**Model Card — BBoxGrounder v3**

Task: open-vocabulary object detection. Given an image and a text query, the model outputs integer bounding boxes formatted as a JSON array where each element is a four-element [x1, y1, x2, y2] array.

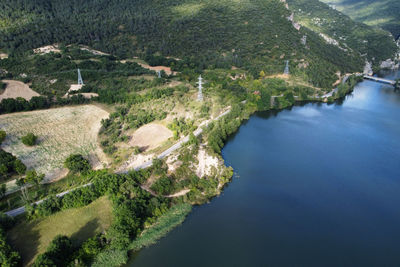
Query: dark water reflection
[[130, 71, 400, 266]]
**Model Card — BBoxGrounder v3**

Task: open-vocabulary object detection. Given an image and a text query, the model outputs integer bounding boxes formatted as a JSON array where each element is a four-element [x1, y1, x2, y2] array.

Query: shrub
[[64, 154, 91, 173], [14, 159, 26, 175], [21, 133, 37, 146], [0, 131, 5, 144], [33, 235, 73, 267], [0, 228, 20, 267]]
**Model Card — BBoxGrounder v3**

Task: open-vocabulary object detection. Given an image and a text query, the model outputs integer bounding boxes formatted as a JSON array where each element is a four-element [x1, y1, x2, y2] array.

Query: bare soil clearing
[[0, 105, 109, 181], [138, 63, 176, 75], [0, 53, 8, 59], [33, 44, 61, 54], [0, 80, 40, 101], [129, 123, 173, 151]]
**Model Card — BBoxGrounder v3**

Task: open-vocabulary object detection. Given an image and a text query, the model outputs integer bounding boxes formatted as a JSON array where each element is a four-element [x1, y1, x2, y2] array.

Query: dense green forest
[[321, 0, 400, 39], [287, 0, 398, 65], [0, 0, 397, 89]]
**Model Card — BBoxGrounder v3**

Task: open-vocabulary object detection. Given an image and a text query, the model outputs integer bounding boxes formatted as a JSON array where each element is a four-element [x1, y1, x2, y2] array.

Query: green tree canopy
[[21, 133, 37, 146], [64, 154, 91, 173]]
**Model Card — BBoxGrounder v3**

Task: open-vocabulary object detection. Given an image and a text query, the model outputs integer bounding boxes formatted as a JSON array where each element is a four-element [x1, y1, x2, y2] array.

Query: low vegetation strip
[[129, 203, 192, 251], [92, 203, 192, 267], [8, 196, 112, 265], [0, 105, 109, 180]]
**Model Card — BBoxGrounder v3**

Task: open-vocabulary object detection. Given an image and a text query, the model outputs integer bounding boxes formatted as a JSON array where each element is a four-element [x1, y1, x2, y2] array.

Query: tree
[[21, 133, 37, 146], [14, 159, 26, 175], [25, 169, 44, 187], [0, 184, 5, 200], [0, 229, 21, 267], [0, 131, 5, 144], [16, 178, 29, 202], [33, 235, 73, 267], [64, 154, 90, 173]]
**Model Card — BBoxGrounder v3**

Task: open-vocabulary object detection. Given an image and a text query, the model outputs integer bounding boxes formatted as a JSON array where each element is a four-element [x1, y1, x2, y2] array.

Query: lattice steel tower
[[77, 68, 84, 85], [284, 60, 289, 75], [197, 75, 203, 101]]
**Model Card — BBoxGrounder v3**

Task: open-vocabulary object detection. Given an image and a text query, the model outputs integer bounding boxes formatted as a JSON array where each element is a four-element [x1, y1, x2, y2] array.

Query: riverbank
[[92, 203, 192, 266], [129, 69, 400, 267]]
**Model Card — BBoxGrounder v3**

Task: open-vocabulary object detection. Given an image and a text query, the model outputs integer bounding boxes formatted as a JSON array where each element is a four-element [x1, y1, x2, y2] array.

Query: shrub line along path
[[5, 107, 232, 217]]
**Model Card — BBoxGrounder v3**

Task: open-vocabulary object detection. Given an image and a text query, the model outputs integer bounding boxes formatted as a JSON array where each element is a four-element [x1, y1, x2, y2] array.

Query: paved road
[[123, 108, 231, 172], [5, 183, 92, 217], [319, 74, 351, 98], [5, 108, 232, 217]]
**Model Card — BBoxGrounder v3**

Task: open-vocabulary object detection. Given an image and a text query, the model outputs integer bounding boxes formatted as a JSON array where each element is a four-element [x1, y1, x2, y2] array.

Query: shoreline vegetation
[[0, 0, 398, 264], [0, 71, 363, 267], [92, 203, 192, 267]]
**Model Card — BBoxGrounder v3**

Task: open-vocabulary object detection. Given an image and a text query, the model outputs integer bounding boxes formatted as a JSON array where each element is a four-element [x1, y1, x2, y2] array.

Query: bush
[[33, 235, 73, 267], [64, 154, 91, 173], [0, 228, 20, 267], [0, 149, 26, 180], [13, 159, 26, 175], [21, 133, 37, 146], [0, 131, 5, 144]]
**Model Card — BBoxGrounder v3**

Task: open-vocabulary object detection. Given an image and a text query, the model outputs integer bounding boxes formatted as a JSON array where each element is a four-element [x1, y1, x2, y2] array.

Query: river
[[130, 70, 400, 266]]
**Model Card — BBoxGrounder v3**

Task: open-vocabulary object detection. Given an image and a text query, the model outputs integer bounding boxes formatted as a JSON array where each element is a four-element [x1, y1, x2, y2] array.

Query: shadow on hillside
[[7, 221, 41, 266], [70, 218, 100, 246]]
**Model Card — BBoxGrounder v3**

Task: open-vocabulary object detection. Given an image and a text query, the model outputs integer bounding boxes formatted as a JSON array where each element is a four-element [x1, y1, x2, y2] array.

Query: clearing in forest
[[138, 63, 175, 75], [0, 105, 109, 180], [0, 80, 40, 101], [8, 196, 112, 265], [129, 123, 173, 151]]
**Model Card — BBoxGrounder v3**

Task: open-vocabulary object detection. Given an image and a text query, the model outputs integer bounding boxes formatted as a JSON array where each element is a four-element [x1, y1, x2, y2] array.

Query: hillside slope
[[0, 0, 397, 87], [286, 0, 398, 66], [321, 0, 400, 39]]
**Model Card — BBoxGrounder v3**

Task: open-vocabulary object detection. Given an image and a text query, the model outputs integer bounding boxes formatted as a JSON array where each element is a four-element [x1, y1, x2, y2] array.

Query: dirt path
[[166, 189, 191, 198]]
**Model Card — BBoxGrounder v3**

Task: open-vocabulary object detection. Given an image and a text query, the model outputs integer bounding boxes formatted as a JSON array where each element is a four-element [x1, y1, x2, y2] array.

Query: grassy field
[[8, 196, 113, 265], [0, 105, 109, 180]]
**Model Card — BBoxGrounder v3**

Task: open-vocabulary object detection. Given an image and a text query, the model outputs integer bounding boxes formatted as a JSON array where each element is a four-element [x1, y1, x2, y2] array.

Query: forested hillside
[[321, 0, 400, 39], [287, 0, 398, 65], [0, 0, 397, 88]]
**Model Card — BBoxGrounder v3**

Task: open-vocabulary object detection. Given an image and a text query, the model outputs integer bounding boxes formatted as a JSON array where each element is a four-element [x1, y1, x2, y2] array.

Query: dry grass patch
[[0, 80, 40, 101], [129, 123, 173, 151], [0, 105, 109, 181], [8, 196, 112, 266]]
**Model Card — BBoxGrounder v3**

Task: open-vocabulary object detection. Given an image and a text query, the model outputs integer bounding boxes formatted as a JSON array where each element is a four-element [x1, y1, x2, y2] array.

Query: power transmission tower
[[284, 60, 289, 75], [197, 75, 203, 101], [77, 68, 84, 85]]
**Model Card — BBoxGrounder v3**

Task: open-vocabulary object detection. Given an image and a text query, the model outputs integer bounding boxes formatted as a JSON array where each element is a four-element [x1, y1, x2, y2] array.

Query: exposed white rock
[[380, 59, 399, 70], [363, 61, 373, 76]]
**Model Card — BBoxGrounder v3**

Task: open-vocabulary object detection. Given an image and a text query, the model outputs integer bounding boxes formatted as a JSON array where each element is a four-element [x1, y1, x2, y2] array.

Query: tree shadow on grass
[[7, 220, 41, 266], [70, 218, 100, 246]]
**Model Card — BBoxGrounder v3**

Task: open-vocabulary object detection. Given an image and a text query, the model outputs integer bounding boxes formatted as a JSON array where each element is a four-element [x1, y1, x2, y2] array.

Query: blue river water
[[130, 71, 400, 266]]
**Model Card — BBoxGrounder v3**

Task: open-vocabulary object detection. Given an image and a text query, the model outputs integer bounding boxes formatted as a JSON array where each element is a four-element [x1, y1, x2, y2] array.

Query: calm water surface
[[130, 71, 400, 266]]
